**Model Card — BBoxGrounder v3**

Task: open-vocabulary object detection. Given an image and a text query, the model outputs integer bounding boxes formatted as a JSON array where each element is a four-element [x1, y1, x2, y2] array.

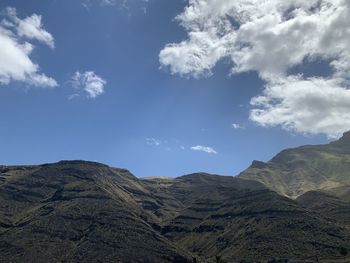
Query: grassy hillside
[[239, 131, 350, 199], [297, 191, 350, 227], [0, 161, 349, 262], [0, 161, 190, 263], [144, 174, 350, 262]]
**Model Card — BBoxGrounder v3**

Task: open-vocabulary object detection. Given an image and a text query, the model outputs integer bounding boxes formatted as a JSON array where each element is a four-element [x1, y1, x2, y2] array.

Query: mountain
[[143, 174, 350, 262], [1, 161, 350, 262], [296, 191, 350, 227], [239, 131, 350, 199], [0, 161, 190, 263]]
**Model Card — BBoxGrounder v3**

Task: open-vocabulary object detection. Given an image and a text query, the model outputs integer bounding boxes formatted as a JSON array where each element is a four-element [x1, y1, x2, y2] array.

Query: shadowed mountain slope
[[0, 160, 349, 262], [297, 191, 350, 228], [0, 161, 190, 263], [143, 174, 350, 262]]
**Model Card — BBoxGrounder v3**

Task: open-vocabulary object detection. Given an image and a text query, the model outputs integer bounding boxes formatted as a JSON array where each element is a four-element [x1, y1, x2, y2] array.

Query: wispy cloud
[[190, 145, 217, 155], [0, 7, 57, 88], [160, 0, 350, 138], [100, 0, 117, 6], [232, 123, 243, 129], [71, 71, 106, 99], [146, 138, 161, 146], [9, 9, 55, 49], [82, 0, 149, 13], [82, 0, 116, 9]]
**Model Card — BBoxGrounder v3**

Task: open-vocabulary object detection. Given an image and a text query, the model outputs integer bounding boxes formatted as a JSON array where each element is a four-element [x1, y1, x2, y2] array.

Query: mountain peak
[[332, 130, 350, 147], [250, 160, 268, 169], [340, 130, 350, 140]]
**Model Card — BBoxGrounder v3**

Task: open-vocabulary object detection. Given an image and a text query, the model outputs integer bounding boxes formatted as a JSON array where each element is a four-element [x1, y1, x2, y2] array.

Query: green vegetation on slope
[[0, 161, 190, 263], [239, 131, 350, 199], [1, 131, 350, 262], [143, 174, 350, 262]]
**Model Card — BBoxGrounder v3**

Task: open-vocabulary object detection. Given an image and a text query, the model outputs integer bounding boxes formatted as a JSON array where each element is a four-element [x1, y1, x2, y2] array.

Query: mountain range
[[1, 133, 350, 262]]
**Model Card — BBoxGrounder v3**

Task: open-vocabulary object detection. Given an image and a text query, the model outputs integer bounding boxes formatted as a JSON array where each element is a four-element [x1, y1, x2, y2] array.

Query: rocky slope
[[0, 161, 190, 263], [0, 160, 349, 262], [297, 190, 350, 227], [143, 174, 350, 262]]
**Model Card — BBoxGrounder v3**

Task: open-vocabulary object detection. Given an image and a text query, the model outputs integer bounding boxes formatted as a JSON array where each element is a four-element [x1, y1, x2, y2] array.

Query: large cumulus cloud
[[160, 0, 350, 138]]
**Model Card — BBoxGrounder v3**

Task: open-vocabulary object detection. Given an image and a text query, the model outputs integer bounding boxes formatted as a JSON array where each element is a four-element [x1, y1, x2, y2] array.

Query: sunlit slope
[[239, 131, 350, 199]]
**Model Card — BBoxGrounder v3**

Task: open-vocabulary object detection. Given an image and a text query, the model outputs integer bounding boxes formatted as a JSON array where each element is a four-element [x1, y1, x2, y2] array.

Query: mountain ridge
[[1, 133, 350, 262], [1, 160, 350, 262], [239, 131, 350, 199]]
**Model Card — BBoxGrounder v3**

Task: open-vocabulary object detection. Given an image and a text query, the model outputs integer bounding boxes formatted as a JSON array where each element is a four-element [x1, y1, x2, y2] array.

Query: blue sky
[[1, 0, 349, 177]]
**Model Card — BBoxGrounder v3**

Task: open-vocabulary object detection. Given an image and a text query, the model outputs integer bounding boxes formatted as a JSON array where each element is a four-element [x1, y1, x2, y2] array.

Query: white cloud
[[68, 93, 80, 100], [100, 0, 117, 6], [191, 145, 217, 154], [83, 0, 149, 12], [0, 7, 57, 88], [159, 31, 229, 78], [159, 0, 350, 138], [146, 138, 161, 146], [6, 7, 55, 49], [71, 71, 106, 98], [82, 0, 116, 9], [250, 76, 350, 139], [232, 123, 243, 129]]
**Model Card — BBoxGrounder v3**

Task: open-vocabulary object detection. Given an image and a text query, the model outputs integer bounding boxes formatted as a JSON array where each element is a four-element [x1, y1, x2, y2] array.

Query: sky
[[0, 0, 349, 177]]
